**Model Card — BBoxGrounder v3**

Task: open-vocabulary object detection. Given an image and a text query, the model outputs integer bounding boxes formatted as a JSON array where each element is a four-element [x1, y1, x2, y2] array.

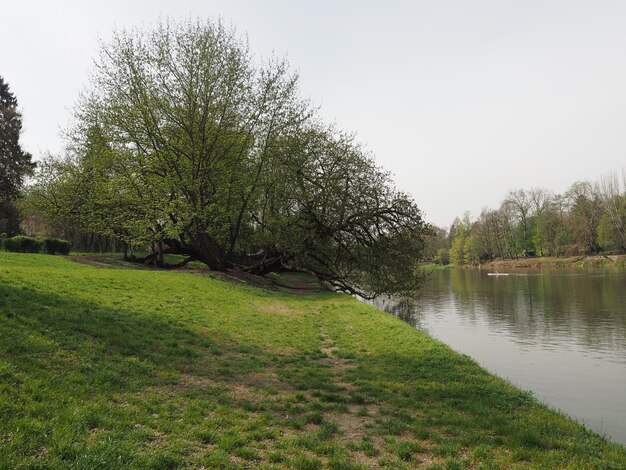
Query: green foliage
[[448, 213, 470, 265], [448, 236, 464, 265], [434, 248, 450, 265], [463, 233, 479, 264], [448, 174, 626, 261], [0, 253, 624, 467], [42, 237, 71, 255], [0, 76, 35, 236], [423, 225, 449, 263], [3, 235, 42, 253], [567, 182, 603, 254], [32, 18, 428, 297], [2, 236, 70, 255], [597, 198, 626, 252]]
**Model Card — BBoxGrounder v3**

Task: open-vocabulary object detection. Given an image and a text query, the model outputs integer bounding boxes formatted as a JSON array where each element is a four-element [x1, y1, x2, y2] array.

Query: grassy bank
[[1, 253, 625, 469]]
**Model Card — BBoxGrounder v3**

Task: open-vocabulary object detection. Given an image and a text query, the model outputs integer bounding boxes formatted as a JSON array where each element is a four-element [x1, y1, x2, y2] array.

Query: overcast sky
[[4, 0, 626, 226]]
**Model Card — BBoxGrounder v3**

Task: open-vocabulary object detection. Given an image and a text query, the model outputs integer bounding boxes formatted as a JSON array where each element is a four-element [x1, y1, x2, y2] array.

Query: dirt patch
[[319, 335, 357, 374], [227, 383, 261, 402], [313, 334, 442, 467], [328, 411, 375, 442], [320, 345, 339, 357], [178, 373, 220, 389], [228, 455, 248, 467], [254, 301, 297, 317], [146, 430, 166, 447], [231, 371, 287, 390], [349, 451, 381, 468], [261, 345, 300, 356], [348, 404, 379, 416], [320, 336, 339, 357], [320, 357, 357, 372], [224, 371, 295, 404]]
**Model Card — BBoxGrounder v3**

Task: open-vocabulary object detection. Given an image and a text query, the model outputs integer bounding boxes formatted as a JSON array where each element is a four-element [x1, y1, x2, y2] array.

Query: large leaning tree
[[0, 76, 35, 236], [31, 19, 428, 297]]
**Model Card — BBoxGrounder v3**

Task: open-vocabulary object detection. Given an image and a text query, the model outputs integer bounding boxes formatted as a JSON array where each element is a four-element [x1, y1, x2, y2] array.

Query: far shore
[[422, 254, 626, 271]]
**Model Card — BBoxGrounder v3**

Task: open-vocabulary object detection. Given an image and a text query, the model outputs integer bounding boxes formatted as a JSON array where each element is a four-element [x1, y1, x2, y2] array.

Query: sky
[[3, 0, 626, 227]]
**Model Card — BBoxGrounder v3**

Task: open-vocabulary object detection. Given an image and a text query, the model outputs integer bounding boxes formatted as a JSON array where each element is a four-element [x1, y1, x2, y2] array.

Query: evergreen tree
[[0, 76, 34, 236]]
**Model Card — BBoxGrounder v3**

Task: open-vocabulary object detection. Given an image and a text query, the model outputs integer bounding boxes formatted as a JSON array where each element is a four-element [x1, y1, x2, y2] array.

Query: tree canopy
[[0, 76, 34, 236], [30, 19, 428, 298]]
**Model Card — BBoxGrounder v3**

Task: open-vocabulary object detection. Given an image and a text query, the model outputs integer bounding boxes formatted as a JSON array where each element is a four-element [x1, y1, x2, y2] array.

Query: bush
[[3, 236, 42, 253], [42, 238, 71, 255]]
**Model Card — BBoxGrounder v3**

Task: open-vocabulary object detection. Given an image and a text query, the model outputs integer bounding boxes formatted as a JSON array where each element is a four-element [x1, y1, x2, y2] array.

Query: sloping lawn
[[0, 252, 624, 469]]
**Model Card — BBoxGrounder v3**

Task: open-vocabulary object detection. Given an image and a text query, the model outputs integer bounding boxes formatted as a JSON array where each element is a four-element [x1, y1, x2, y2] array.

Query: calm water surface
[[375, 268, 626, 445]]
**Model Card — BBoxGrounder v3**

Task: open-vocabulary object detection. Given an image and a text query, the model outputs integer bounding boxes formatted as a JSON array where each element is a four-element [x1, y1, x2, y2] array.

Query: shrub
[[42, 238, 71, 255], [3, 236, 42, 253]]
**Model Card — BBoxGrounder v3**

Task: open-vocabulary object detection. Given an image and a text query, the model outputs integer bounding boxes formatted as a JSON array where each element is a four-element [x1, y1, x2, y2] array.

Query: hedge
[[3, 236, 71, 255], [3, 236, 42, 253]]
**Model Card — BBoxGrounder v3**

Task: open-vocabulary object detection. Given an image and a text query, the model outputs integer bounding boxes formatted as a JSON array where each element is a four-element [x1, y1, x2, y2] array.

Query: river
[[374, 268, 626, 445]]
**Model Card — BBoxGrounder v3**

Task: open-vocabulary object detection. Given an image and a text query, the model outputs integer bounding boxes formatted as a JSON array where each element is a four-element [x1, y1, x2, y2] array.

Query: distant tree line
[[424, 172, 626, 265], [21, 19, 428, 298]]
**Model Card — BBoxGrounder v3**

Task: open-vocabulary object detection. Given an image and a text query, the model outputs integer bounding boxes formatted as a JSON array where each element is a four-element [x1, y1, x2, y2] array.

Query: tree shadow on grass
[[0, 283, 364, 468], [2, 279, 296, 390], [0, 283, 279, 467]]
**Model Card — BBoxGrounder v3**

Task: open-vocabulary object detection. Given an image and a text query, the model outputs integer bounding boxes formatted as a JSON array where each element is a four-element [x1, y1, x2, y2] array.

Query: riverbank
[[483, 255, 626, 270], [1, 253, 625, 468], [423, 254, 626, 271]]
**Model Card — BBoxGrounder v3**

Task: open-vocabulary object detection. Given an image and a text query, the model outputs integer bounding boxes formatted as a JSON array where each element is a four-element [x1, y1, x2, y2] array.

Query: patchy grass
[[0, 252, 625, 468]]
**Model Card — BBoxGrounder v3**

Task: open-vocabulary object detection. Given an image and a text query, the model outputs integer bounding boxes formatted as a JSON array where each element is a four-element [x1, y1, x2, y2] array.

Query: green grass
[[0, 252, 625, 468]]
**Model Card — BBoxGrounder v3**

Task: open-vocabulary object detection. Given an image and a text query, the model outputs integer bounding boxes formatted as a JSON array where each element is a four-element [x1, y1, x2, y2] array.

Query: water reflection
[[374, 269, 626, 445]]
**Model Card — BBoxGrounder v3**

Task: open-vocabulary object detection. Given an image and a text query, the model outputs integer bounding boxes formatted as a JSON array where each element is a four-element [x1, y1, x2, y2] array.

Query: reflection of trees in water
[[443, 269, 626, 352], [372, 269, 626, 355], [372, 296, 423, 329]]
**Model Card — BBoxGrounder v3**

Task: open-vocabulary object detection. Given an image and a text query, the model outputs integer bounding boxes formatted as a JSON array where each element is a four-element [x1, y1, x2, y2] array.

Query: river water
[[374, 268, 626, 445]]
